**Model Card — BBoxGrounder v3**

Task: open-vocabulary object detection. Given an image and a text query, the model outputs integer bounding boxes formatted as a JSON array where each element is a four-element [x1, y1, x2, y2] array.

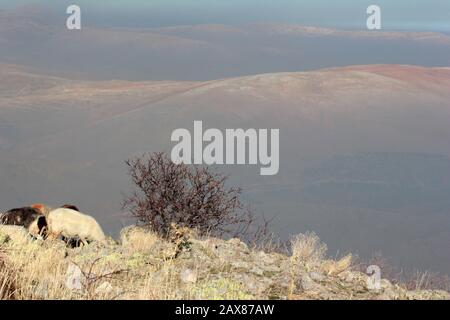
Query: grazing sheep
[[27, 215, 48, 239], [44, 208, 106, 244], [27, 216, 84, 248], [0, 207, 43, 229]]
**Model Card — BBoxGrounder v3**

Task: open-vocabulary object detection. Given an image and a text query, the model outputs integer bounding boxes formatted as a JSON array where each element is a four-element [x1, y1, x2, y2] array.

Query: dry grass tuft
[[320, 254, 353, 276], [0, 246, 16, 300], [290, 232, 328, 272], [121, 227, 159, 255]]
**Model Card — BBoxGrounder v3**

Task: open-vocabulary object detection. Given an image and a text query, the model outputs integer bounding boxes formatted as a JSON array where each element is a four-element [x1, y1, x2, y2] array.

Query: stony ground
[[1, 225, 449, 300]]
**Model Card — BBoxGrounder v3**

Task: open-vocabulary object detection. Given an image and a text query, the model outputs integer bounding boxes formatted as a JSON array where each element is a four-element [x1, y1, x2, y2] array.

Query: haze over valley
[[1, 4, 450, 275], [1, 63, 450, 273]]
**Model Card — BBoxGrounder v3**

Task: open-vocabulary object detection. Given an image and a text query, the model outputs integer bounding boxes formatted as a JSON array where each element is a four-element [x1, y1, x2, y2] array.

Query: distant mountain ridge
[[1, 5, 450, 80]]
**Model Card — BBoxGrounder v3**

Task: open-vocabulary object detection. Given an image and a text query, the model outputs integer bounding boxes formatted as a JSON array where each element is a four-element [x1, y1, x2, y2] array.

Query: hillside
[[1, 64, 450, 274], [1, 226, 448, 300]]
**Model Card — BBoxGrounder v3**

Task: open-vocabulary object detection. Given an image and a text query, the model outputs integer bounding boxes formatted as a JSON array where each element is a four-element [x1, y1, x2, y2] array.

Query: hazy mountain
[[1, 64, 450, 273], [1, 6, 450, 80]]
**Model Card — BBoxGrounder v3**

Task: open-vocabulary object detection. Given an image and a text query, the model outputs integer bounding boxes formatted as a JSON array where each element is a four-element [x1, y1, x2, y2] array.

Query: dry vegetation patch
[[0, 226, 449, 300]]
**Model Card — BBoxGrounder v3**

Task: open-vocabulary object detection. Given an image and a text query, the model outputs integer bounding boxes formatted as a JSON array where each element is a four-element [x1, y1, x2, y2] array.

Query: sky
[[1, 0, 450, 31]]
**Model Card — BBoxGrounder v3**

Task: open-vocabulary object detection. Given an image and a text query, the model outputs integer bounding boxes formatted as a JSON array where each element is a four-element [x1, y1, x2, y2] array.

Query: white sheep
[[44, 208, 106, 244]]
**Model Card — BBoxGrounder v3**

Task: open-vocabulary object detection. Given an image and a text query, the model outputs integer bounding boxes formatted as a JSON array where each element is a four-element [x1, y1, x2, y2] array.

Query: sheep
[[31, 203, 80, 214], [0, 207, 43, 229], [42, 208, 106, 244], [27, 215, 48, 239]]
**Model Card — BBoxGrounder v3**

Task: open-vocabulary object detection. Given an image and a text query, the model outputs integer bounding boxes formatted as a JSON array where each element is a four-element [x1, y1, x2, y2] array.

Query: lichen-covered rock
[[180, 268, 198, 284]]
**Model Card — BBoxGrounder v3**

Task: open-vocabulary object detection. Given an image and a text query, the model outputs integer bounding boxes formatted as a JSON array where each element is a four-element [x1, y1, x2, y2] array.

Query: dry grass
[[288, 232, 353, 298], [320, 254, 353, 276], [1, 227, 448, 300], [1, 226, 204, 300], [406, 272, 450, 292], [120, 227, 159, 255], [2, 241, 72, 299], [289, 231, 352, 277], [0, 228, 257, 300], [0, 239, 129, 300], [290, 232, 328, 272], [0, 246, 16, 300]]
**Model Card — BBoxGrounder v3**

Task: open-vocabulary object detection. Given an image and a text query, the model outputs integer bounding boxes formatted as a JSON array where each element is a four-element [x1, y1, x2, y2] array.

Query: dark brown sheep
[[0, 207, 43, 229]]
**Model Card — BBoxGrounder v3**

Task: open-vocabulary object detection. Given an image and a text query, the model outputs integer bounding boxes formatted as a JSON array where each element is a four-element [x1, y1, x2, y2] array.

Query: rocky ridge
[[1, 225, 448, 300]]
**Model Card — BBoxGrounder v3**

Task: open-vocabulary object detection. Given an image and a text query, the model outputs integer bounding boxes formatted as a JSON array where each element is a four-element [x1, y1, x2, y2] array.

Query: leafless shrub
[[122, 152, 270, 241]]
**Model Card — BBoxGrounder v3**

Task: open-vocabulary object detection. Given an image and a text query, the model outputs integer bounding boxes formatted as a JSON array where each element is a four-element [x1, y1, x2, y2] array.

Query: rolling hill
[[1, 64, 450, 273]]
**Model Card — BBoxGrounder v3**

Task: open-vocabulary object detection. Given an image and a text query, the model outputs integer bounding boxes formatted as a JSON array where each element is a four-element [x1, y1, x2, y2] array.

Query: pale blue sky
[[2, 0, 450, 31]]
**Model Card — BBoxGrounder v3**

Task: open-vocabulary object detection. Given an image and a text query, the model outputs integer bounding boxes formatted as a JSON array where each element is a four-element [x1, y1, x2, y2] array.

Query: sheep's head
[[28, 216, 48, 238]]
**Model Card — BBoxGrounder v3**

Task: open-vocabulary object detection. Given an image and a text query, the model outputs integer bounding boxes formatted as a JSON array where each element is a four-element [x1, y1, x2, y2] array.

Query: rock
[[298, 273, 323, 292], [256, 251, 268, 260], [235, 273, 271, 295], [309, 272, 326, 282], [65, 263, 83, 291], [180, 268, 198, 284], [380, 279, 393, 290], [340, 271, 368, 284], [254, 251, 281, 270], [249, 266, 265, 276], [218, 238, 250, 257], [227, 238, 249, 251], [230, 260, 251, 270], [95, 282, 114, 295]]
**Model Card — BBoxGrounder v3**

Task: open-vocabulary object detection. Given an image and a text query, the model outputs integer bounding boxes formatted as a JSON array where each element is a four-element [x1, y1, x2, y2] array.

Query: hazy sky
[[2, 0, 450, 31]]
